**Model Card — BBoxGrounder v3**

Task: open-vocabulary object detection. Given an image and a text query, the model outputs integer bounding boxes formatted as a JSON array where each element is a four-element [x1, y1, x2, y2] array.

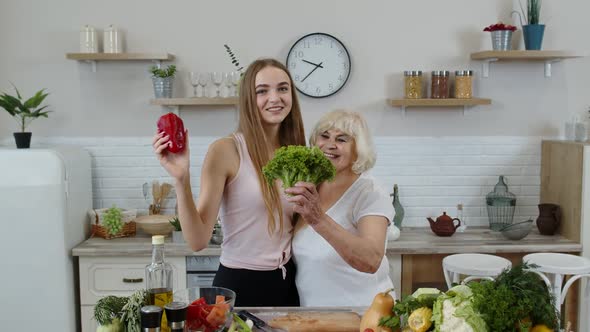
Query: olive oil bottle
[[146, 235, 173, 332]]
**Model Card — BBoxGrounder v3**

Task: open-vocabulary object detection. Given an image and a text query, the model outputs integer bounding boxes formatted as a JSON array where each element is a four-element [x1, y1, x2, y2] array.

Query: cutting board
[[268, 311, 361, 332]]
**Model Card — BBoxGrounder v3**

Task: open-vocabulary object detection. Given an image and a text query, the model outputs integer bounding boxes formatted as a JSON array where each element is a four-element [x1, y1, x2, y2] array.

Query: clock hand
[[301, 62, 323, 82], [302, 59, 324, 68]]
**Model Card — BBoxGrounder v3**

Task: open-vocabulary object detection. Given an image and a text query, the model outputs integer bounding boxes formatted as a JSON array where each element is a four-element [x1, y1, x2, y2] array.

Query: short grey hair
[[309, 110, 376, 174]]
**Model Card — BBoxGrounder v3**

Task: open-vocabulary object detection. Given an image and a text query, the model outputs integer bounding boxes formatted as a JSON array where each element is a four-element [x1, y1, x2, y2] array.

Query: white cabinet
[[386, 253, 402, 297], [79, 256, 186, 332]]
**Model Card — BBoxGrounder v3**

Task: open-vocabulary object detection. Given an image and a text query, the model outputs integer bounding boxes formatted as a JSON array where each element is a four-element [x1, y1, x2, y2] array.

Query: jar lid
[[455, 70, 474, 76], [404, 70, 422, 76], [81, 25, 95, 32], [431, 70, 450, 76]]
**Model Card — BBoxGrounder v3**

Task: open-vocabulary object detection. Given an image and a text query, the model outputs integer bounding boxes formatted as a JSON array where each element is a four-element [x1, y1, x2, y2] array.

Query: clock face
[[286, 33, 351, 98]]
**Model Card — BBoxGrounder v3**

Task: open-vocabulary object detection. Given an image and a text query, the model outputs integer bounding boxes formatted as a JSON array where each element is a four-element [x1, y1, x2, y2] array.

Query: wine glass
[[189, 72, 200, 97], [231, 71, 241, 96], [198, 72, 210, 98], [221, 72, 232, 98], [212, 72, 223, 98]]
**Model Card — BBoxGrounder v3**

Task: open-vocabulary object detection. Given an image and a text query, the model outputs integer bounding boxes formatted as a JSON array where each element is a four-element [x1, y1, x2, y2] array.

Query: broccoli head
[[263, 145, 336, 190]]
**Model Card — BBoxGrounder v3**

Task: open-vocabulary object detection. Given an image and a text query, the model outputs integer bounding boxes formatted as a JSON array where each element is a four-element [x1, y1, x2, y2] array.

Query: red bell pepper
[[157, 112, 186, 153]]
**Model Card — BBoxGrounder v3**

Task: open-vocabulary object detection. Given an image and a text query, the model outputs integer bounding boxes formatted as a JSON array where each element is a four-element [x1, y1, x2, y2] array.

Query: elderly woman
[[285, 110, 395, 307]]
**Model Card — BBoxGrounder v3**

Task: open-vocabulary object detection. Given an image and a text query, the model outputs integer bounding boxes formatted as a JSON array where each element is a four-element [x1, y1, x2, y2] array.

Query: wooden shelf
[[387, 98, 491, 116], [470, 50, 588, 78], [66, 52, 174, 72], [66, 53, 174, 61], [151, 97, 238, 106]]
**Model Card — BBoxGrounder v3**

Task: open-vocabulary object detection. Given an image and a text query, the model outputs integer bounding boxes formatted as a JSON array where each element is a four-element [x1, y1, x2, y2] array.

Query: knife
[[237, 310, 281, 332]]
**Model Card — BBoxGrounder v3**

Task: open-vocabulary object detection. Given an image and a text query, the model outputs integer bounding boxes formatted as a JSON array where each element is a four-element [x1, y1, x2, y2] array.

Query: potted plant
[[149, 64, 176, 98], [0, 84, 51, 148], [513, 0, 544, 50], [483, 22, 518, 51], [169, 216, 184, 243]]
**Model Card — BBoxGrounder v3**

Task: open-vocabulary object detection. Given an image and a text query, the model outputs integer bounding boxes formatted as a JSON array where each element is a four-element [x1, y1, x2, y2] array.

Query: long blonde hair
[[237, 58, 306, 234]]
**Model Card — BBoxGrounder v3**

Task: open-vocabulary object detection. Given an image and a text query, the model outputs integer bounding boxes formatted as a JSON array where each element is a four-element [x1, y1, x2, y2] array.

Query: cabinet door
[[81, 305, 97, 332], [386, 253, 402, 298], [79, 256, 186, 305]]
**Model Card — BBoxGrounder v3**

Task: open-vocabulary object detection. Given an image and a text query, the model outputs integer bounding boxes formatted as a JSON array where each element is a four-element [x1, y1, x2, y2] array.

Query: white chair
[[442, 253, 512, 290], [523, 253, 590, 316]]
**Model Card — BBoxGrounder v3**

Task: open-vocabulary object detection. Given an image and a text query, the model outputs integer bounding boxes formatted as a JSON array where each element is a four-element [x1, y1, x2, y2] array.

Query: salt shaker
[[104, 24, 123, 53], [79, 25, 98, 53]]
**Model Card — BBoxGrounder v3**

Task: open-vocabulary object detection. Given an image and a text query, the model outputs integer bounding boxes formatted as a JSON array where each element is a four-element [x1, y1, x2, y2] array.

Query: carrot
[[215, 295, 226, 304]]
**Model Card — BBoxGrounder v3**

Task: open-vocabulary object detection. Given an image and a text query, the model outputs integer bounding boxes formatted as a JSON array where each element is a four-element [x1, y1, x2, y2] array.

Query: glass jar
[[431, 71, 450, 99], [404, 70, 423, 99], [486, 175, 516, 231], [454, 70, 473, 99]]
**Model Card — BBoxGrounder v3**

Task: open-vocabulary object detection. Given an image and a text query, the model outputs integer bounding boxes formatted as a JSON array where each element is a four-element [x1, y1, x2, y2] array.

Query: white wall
[[1, 0, 589, 137], [2, 136, 541, 228]]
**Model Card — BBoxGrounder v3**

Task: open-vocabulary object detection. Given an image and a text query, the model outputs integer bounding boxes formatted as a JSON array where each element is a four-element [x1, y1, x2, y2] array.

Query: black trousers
[[212, 258, 300, 307]]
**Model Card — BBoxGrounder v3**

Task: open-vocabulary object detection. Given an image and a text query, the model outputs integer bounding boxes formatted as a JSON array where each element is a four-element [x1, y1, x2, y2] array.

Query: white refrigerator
[[0, 147, 92, 331]]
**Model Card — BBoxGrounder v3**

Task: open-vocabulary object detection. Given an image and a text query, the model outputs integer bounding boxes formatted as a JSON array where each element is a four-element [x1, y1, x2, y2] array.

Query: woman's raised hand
[[285, 182, 323, 225], [152, 129, 190, 181]]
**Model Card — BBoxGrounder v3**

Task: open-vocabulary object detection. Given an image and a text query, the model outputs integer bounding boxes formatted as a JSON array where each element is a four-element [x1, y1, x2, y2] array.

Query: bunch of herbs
[[149, 64, 177, 78], [469, 263, 558, 331]]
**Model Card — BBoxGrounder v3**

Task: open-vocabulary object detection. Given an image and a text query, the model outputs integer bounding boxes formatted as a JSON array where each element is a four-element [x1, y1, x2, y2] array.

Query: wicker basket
[[89, 208, 137, 239]]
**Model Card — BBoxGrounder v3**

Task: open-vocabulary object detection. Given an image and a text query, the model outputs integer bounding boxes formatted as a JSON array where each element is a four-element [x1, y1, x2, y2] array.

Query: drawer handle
[[122, 278, 143, 283]]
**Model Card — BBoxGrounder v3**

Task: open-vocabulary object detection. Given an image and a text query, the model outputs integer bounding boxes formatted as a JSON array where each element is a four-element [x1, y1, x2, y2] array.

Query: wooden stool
[[523, 253, 590, 317], [442, 253, 512, 289]]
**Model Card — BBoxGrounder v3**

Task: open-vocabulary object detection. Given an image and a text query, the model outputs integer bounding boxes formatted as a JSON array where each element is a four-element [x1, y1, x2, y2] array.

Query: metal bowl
[[500, 219, 533, 240]]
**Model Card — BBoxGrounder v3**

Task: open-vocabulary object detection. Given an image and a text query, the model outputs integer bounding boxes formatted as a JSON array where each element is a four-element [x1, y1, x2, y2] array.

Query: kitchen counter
[[72, 235, 222, 257], [72, 226, 581, 257], [388, 227, 582, 254]]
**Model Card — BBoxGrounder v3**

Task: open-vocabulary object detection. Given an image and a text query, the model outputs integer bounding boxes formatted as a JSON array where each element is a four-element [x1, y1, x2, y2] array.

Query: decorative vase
[[523, 24, 545, 50], [13, 132, 32, 149], [491, 30, 514, 51], [172, 230, 184, 243], [486, 175, 516, 231], [152, 77, 173, 98], [536, 203, 561, 235], [391, 184, 405, 228]]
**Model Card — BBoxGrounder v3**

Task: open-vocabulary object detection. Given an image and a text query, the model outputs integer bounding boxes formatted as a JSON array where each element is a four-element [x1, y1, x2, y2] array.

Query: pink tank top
[[219, 133, 294, 275]]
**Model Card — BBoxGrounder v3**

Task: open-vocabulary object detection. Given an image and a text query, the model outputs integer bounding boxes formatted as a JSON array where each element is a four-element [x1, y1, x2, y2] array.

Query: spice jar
[[404, 71, 423, 99], [454, 70, 473, 99], [431, 71, 450, 99]]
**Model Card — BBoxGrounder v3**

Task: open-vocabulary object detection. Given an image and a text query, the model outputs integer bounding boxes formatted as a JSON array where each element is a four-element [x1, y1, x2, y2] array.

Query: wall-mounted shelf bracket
[[544, 59, 561, 77], [482, 58, 498, 78]]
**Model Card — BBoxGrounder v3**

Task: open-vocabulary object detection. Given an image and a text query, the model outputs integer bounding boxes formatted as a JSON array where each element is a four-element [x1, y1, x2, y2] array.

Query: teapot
[[427, 212, 461, 237]]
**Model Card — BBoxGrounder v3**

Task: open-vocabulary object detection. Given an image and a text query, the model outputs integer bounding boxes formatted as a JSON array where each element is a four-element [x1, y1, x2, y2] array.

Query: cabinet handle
[[122, 278, 143, 283]]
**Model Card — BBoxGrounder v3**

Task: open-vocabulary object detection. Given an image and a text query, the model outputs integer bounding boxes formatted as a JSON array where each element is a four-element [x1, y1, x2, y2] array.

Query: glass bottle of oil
[[146, 235, 173, 332]]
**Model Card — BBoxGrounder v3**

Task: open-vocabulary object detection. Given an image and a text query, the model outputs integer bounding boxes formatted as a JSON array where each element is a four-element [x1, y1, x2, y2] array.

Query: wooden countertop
[[72, 235, 222, 257], [72, 227, 581, 257], [388, 227, 581, 254]]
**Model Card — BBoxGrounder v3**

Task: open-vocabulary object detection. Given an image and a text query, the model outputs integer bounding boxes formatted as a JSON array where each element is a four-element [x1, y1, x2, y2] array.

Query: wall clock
[[286, 32, 351, 98]]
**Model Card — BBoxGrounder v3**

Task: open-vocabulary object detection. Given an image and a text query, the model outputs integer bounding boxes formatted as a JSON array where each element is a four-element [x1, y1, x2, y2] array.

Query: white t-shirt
[[292, 175, 395, 307]]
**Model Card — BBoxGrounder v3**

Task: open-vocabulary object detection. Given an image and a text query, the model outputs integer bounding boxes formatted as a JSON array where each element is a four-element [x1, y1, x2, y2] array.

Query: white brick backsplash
[[3, 136, 546, 227]]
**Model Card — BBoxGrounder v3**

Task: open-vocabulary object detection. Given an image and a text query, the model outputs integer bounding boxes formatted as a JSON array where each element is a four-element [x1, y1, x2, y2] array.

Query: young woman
[[286, 111, 395, 307], [152, 59, 305, 306]]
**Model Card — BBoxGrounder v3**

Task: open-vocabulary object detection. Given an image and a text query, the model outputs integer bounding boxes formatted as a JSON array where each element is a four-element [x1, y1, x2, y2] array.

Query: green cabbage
[[432, 285, 488, 332]]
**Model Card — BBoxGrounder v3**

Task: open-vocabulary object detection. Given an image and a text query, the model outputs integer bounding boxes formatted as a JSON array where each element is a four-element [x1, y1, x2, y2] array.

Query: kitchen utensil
[[427, 212, 461, 236], [268, 312, 361, 332], [143, 182, 149, 204], [500, 219, 533, 240], [237, 310, 279, 332]]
